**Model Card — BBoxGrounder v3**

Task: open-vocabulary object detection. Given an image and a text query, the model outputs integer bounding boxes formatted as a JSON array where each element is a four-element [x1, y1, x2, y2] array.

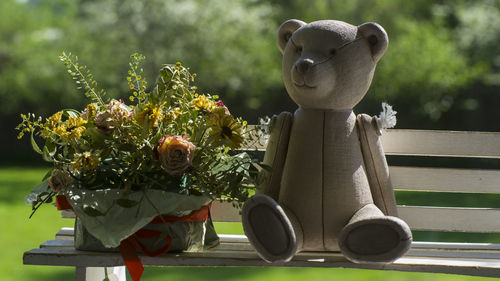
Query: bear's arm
[[356, 114, 398, 217], [257, 111, 293, 200]]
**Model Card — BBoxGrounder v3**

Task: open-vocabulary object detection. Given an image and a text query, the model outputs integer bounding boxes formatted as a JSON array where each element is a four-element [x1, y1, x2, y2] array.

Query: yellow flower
[[66, 116, 87, 128], [58, 117, 87, 142], [190, 94, 216, 112], [41, 111, 64, 137], [208, 111, 244, 149], [135, 103, 162, 129], [162, 107, 181, 123], [81, 103, 97, 121], [60, 126, 86, 143], [41, 112, 87, 142], [46, 111, 63, 127], [71, 152, 99, 171]]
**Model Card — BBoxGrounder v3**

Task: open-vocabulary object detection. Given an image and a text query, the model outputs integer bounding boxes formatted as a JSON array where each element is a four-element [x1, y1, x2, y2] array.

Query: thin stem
[[68, 60, 104, 106], [29, 191, 56, 219]]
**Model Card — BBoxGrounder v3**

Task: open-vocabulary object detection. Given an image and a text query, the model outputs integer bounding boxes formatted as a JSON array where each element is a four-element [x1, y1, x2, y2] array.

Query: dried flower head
[[48, 169, 73, 193]]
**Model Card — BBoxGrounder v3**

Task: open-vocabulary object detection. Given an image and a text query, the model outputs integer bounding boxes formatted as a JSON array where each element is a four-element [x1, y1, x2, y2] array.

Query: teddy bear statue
[[242, 19, 412, 264]]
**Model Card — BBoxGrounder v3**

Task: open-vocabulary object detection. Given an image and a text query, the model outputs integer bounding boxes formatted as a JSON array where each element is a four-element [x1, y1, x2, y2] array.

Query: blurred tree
[[429, 0, 500, 131], [0, 0, 83, 116], [73, 0, 282, 114], [0, 0, 281, 117]]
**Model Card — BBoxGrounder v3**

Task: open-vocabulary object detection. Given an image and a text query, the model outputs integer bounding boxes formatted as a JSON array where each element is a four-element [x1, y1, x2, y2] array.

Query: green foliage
[[0, 0, 84, 115], [60, 52, 106, 105], [371, 19, 485, 120], [127, 53, 148, 103], [441, 0, 500, 84]]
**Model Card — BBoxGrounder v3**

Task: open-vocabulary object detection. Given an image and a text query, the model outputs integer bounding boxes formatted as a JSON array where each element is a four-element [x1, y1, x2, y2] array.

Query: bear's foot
[[339, 204, 412, 264], [242, 194, 302, 263]]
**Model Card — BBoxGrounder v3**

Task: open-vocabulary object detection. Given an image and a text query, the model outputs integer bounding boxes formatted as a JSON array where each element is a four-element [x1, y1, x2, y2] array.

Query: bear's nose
[[296, 59, 314, 74]]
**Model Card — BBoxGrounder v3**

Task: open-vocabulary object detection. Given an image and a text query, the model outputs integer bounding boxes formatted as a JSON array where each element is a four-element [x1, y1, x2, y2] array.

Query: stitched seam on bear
[[290, 37, 362, 66]]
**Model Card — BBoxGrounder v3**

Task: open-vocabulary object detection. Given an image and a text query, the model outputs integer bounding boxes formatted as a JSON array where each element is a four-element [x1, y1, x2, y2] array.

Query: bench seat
[[23, 227, 500, 278]]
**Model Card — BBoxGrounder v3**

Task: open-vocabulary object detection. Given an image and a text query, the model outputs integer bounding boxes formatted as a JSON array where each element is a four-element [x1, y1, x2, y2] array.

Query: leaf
[[42, 146, 54, 162], [30, 131, 43, 155], [115, 199, 140, 208], [44, 140, 57, 156], [62, 109, 81, 118], [36, 191, 52, 203], [83, 205, 105, 217], [42, 169, 54, 181]]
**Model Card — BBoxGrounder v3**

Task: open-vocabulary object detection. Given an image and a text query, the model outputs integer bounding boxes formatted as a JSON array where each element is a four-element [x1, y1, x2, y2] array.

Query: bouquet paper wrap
[[64, 189, 217, 249]]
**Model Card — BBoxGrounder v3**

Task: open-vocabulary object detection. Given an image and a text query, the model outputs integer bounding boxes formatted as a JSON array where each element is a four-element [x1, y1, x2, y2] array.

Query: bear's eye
[[329, 48, 337, 56], [296, 46, 302, 54]]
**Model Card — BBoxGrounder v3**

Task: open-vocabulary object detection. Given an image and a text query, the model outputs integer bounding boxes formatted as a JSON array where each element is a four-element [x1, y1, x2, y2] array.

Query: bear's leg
[[242, 194, 303, 263], [338, 204, 412, 263]]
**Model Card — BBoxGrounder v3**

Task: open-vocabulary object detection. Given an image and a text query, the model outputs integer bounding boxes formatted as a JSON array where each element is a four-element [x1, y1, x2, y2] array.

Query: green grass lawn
[[0, 167, 497, 281]]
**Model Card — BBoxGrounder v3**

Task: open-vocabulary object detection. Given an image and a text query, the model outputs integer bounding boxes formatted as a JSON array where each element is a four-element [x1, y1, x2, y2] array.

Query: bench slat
[[24, 234, 500, 278], [390, 166, 500, 194], [244, 128, 500, 158], [42, 232, 500, 257], [399, 206, 500, 232], [381, 130, 500, 158]]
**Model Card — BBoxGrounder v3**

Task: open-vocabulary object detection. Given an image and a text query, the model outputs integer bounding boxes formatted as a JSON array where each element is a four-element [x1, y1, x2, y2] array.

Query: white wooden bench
[[23, 129, 500, 280]]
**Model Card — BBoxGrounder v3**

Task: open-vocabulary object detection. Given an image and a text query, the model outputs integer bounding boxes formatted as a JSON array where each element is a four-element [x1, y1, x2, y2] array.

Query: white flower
[[377, 103, 397, 130], [257, 116, 271, 146]]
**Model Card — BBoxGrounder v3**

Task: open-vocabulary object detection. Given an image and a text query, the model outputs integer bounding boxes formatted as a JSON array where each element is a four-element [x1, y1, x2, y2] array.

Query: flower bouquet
[[17, 53, 264, 280]]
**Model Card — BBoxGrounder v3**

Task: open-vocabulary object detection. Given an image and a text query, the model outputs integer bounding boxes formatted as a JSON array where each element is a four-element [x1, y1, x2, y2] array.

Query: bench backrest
[[212, 129, 500, 234]]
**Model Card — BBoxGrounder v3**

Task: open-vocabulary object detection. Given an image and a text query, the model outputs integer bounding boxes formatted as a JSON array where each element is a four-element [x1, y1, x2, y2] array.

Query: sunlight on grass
[[140, 267, 498, 281]]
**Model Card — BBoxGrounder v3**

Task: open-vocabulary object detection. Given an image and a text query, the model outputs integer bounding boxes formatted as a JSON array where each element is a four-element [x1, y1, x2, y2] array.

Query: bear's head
[[278, 19, 388, 110]]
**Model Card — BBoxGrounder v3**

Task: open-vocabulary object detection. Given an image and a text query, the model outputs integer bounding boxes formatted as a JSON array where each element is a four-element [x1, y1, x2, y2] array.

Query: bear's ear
[[277, 19, 306, 54], [358, 22, 389, 62]]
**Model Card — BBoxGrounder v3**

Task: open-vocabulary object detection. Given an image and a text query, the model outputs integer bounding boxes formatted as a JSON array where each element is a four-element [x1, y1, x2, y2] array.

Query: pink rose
[[94, 100, 131, 132], [216, 100, 231, 115], [156, 135, 196, 177]]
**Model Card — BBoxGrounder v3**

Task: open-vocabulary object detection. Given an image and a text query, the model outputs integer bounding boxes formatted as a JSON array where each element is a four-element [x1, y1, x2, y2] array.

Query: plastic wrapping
[[64, 188, 215, 248], [74, 214, 219, 253]]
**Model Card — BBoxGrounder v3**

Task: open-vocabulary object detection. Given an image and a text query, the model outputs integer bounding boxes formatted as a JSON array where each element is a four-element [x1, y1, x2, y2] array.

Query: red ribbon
[[119, 204, 211, 281], [149, 205, 210, 224], [55, 195, 73, 210], [119, 239, 144, 281], [57, 195, 211, 281]]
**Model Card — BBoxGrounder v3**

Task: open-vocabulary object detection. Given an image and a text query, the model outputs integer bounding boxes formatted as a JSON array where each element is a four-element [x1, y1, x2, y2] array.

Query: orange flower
[[156, 135, 196, 177]]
